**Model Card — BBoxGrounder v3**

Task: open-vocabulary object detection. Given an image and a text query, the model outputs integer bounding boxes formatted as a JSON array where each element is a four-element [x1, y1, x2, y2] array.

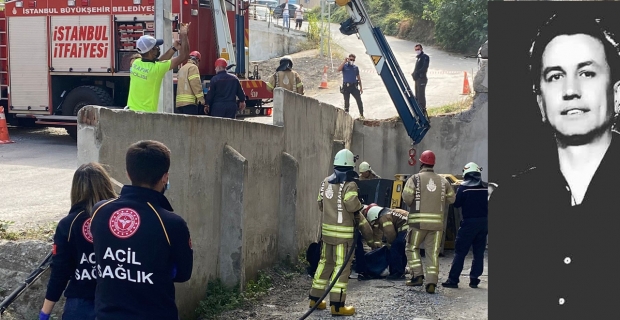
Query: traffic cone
[[0, 106, 14, 144], [461, 71, 471, 95], [319, 66, 328, 89]]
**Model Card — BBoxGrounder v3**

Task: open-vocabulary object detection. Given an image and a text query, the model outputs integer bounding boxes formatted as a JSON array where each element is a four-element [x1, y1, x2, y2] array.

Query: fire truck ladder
[[0, 11, 8, 102], [212, 0, 236, 68]]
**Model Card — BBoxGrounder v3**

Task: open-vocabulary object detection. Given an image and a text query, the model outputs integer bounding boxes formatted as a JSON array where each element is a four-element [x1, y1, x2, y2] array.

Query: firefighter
[[361, 204, 409, 279], [401, 150, 456, 294], [89, 140, 193, 320], [308, 148, 371, 316], [204, 58, 246, 119], [266, 56, 304, 95], [126, 22, 191, 113], [358, 161, 381, 180], [442, 162, 488, 289], [175, 51, 205, 115]]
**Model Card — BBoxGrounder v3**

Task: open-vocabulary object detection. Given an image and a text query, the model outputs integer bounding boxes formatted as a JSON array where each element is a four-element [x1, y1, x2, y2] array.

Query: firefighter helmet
[[463, 162, 482, 175], [359, 161, 371, 173], [280, 55, 293, 68], [362, 203, 378, 216], [334, 149, 356, 167], [419, 150, 436, 166], [215, 58, 227, 68], [190, 51, 201, 60], [366, 206, 383, 224]]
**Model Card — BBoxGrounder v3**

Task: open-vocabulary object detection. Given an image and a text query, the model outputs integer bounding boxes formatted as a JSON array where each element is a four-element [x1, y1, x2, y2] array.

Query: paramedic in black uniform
[[490, 9, 620, 319], [90, 140, 193, 320]]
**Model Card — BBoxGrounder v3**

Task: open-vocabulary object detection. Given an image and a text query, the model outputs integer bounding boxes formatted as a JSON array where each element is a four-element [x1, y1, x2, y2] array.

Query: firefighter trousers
[[405, 227, 443, 284], [309, 241, 352, 303]]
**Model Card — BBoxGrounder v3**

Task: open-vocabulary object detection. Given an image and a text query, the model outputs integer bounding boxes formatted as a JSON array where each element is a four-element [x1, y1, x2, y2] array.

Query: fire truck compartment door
[[9, 16, 49, 111], [50, 15, 111, 73]]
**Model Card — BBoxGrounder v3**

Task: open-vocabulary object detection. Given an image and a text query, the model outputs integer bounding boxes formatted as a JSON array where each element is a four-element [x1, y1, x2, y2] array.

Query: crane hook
[[408, 148, 416, 166]]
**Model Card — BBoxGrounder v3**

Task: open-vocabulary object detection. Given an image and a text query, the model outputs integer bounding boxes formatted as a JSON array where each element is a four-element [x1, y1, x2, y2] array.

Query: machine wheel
[[61, 86, 113, 140]]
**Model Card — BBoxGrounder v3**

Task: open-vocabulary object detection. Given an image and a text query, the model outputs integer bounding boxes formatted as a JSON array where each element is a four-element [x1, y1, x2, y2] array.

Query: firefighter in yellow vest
[[401, 150, 456, 293], [308, 148, 372, 316], [266, 56, 304, 95], [175, 51, 205, 115], [362, 204, 409, 279]]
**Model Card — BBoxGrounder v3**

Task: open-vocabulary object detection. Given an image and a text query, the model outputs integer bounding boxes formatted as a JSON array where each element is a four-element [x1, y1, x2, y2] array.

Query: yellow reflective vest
[[175, 59, 205, 108], [401, 168, 456, 231]]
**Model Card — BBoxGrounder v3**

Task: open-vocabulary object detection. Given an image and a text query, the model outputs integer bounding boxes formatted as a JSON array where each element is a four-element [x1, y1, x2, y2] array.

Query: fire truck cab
[[0, 0, 273, 140]]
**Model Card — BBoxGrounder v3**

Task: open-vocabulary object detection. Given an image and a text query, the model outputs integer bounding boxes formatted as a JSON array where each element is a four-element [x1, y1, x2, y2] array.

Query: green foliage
[[428, 0, 488, 53], [195, 272, 273, 319], [0, 220, 18, 240]]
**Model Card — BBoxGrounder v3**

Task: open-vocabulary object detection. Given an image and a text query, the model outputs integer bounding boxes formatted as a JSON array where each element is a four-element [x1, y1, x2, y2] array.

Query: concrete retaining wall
[[249, 21, 306, 61], [76, 88, 352, 319]]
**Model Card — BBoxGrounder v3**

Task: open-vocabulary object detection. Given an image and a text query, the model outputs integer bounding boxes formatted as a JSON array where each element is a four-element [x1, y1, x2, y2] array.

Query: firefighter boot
[[330, 301, 355, 316], [309, 296, 327, 310], [406, 275, 424, 287], [426, 284, 436, 294]]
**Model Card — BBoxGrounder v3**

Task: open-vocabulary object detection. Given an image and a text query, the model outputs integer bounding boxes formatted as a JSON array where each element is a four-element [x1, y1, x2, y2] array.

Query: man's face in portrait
[[536, 33, 617, 142]]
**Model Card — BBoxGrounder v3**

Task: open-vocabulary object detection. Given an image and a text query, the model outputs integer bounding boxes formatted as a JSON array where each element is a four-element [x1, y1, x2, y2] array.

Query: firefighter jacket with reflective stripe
[[90, 186, 193, 320], [45, 203, 97, 302], [175, 60, 205, 108], [317, 177, 372, 245], [266, 70, 304, 95], [402, 168, 456, 231], [359, 170, 381, 180], [373, 208, 409, 246]]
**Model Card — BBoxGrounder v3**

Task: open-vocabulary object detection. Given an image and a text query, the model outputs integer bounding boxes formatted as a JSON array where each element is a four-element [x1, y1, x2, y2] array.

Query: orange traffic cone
[[319, 66, 328, 89], [0, 106, 14, 144], [461, 71, 471, 95]]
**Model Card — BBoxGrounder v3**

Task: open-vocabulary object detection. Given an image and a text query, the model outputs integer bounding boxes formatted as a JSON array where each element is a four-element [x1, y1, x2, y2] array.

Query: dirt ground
[[254, 48, 344, 99], [214, 250, 488, 320]]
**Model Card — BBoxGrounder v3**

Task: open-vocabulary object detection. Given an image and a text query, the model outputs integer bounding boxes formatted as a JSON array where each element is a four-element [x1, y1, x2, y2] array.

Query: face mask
[[161, 180, 169, 195], [415, 50, 421, 55], [348, 60, 354, 65]]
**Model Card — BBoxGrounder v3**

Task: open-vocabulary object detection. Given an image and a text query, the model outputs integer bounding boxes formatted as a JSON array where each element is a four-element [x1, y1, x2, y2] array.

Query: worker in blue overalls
[[442, 162, 488, 289]]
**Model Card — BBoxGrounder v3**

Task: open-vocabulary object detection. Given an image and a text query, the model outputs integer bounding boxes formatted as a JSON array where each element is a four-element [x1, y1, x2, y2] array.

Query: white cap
[[359, 161, 371, 173], [136, 35, 163, 54]]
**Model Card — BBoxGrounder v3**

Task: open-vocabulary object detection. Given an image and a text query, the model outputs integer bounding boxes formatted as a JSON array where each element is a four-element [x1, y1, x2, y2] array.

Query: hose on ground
[[298, 227, 359, 320]]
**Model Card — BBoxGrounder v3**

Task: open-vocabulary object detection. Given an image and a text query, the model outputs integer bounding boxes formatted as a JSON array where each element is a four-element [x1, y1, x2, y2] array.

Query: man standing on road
[[490, 10, 620, 318], [175, 51, 205, 115], [401, 150, 455, 294], [294, 4, 304, 30], [338, 54, 365, 120], [204, 58, 246, 119], [127, 23, 191, 113], [442, 162, 488, 289], [266, 56, 304, 95], [412, 44, 430, 111], [279, 0, 290, 29], [90, 140, 193, 320]]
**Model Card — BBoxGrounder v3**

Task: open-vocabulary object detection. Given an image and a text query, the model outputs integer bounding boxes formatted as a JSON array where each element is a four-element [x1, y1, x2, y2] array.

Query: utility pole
[[328, 0, 332, 68], [156, 0, 174, 113], [320, 0, 324, 57]]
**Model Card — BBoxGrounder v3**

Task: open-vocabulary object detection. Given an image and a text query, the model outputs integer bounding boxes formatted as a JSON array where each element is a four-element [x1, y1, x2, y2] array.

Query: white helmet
[[334, 149, 355, 167], [463, 162, 482, 175], [367, 206, 383, 224], [359, 161, 371, 173]]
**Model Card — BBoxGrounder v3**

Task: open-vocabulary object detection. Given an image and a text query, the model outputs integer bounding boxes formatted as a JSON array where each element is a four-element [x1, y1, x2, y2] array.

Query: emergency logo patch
[[109, 208, 141, 239], [82, 218, 94, 243], [282, 75, 290, 85], [426, 178, 437, 192], [325, 184, 334, 199]]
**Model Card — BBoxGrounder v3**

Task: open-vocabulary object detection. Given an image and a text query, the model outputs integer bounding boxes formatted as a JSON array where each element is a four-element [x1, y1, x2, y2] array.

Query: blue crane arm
[[336, 0, 430, 145]]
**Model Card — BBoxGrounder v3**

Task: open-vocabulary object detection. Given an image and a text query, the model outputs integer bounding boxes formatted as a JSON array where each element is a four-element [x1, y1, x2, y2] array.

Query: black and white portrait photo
[[489, 1, 620, 319]]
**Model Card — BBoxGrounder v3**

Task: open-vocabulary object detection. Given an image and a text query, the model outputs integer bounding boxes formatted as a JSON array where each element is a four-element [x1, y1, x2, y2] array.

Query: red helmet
[[190, 51, 201, 60], [214, 58, 227, 68], [419, 150, 436, 166]]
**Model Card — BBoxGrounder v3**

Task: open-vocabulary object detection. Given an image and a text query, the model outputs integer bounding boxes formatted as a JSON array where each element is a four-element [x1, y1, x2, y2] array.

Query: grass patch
[[427, 94, 474, 117], [0, 220, 57, 241], [195, 251, 310, 320]]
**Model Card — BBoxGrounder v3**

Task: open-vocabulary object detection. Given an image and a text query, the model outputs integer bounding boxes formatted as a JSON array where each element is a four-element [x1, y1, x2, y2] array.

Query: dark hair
[[529, 11, 620, 95], [415, 44, 423, 49], [349, 53, 356, 59], [126, 140, 171, 187]]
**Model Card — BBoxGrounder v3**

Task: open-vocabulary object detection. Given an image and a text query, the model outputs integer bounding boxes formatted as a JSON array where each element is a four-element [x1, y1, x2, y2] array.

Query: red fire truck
[[0, 0, 273, 140]]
